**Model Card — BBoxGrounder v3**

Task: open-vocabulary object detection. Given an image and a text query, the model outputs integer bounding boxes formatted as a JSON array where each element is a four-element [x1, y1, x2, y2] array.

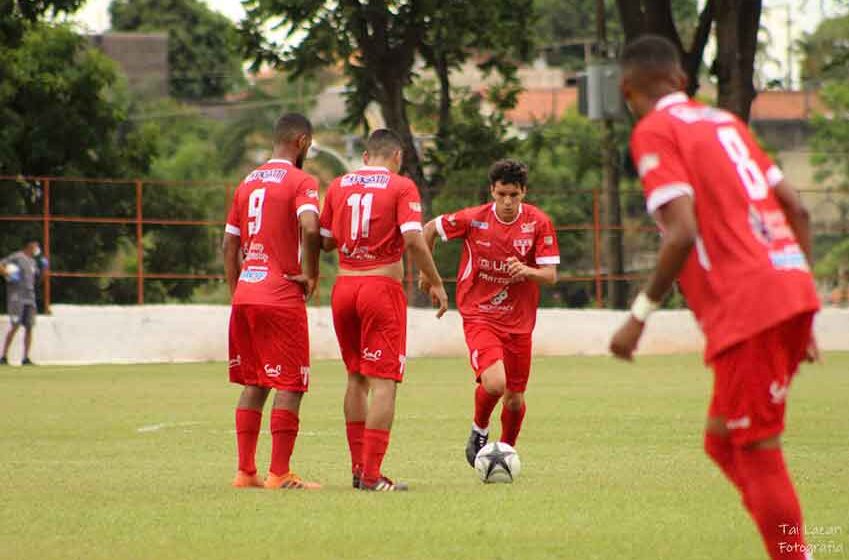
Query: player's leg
[[1, 320, 20, 363], [21, 306, 35, 365], [464, 323, 505, 465], [713, 313, 814, 560], [356, 278, 408, 491], [261, 305, 319, 490], [229, 305, 267, 488], [332, 278, 367, 481], [499, 332, 531, 447]]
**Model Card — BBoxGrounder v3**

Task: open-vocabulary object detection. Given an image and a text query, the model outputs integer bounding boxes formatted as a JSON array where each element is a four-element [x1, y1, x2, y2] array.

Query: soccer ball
[[474, 442, 521, 484], [2, 263, 21, 283]]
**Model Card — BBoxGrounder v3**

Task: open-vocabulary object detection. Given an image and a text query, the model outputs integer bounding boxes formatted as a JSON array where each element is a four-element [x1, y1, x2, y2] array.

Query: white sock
[[472, 423, 489, 436]]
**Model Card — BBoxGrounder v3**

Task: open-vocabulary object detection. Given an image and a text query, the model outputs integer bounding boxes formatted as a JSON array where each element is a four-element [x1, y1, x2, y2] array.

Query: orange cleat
[[264, 471, 322, 490], [232, 470, 264, 488]]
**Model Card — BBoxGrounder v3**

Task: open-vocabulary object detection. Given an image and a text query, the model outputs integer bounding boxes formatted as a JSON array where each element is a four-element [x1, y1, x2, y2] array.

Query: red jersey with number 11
[[630, 92, 819, 360], [320, 166, 423, 270], [225, 159, 320, 307]]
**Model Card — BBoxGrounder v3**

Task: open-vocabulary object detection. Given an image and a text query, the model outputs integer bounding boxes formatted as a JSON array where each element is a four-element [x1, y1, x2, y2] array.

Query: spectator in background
[[1, 240, 48, 365]]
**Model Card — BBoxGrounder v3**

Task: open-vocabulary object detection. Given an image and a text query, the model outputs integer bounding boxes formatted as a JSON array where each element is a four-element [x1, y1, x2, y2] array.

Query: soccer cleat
[[351, 465, 363, 489], [21, 357, 35, 366], [264, 472, 321, 490], [465, 427, 489, 467], [0, 356, 7, 365], [357, 475, 408, 492], [231, 470, 264, 488]]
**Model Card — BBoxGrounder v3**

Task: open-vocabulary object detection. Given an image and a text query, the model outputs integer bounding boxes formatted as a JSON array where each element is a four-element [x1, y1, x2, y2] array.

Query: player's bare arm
[[288, 211, 320, 300], [773, 180, 820, 362], [222, 233, 241, 297], [320, 236, 337, 252], [610, 195, 697, 361], [404, 230, 448, 318], [418, 219, 440, 293], [505, 258, 557, 286]]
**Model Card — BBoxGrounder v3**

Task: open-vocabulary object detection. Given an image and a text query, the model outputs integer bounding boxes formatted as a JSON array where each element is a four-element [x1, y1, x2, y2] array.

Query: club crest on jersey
[[341, 173, 390, 189], [246, 168, 287, 184], [513, 238, 532, 256], [520, 221, 536, 233]]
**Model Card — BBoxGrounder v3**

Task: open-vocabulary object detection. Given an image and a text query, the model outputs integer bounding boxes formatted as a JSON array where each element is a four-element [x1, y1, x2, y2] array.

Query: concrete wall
[[6, 305, 847, 365]]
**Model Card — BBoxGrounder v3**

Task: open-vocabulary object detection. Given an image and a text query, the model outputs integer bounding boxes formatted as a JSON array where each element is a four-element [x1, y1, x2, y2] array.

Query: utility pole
[[596, 0, 626, 308]]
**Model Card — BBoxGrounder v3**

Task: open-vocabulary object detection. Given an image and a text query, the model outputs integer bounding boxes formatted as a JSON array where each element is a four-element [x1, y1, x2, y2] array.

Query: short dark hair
[[273, 112, 312, 146], [489, 159, 528, 187], [620, 34, 682, 75], [366, 129, 403, 159]]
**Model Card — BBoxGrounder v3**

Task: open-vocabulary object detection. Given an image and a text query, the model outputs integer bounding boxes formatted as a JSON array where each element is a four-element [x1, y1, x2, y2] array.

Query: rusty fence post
[[136, 180, 144, 305]]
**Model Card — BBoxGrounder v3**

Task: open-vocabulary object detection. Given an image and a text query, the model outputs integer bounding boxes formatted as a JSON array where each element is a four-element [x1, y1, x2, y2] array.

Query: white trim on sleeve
[[400, 221, 423, 233], [225, 224, 240, 236], [320, 227, 333, 238], [535, 256, 560, 265], [435, 216, 448, 242], [765, 165, 784, 188], [646, 182, 695, 214], [296, 203, 319, 217]]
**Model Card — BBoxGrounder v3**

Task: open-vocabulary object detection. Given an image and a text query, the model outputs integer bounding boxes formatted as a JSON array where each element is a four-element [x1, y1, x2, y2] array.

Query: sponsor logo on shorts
[[513, 238, 532, 256], [246, 168, 287, 184], [264, 364, 282, 377], [341, 173, 390, 189], [239, 266, 268, 283], [520, 221, 536, 233], [726, 416, 751, 430], [770, 380, 789, 404], [300, 366, 310, 385], [362, 347, 383, 362], [228, 355, 241, 369], [471, 220, 489, 230], [399, 355, 406, 375]]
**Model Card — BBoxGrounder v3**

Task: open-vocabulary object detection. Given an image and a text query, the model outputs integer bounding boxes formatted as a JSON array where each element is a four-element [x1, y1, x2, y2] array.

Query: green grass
[[1, 355, 847, 560]]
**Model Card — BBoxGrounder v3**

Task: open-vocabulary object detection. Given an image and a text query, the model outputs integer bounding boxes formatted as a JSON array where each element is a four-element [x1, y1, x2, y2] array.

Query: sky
[[73, 0, 845, 87]]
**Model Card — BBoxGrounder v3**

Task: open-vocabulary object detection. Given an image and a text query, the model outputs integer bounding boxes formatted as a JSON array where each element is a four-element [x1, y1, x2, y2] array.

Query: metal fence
[[1, 176, 846, 311]]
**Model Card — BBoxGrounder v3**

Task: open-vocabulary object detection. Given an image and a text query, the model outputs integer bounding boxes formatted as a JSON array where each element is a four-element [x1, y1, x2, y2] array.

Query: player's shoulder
[[521, 203, 552, 222], [389, 172, 417, 191]]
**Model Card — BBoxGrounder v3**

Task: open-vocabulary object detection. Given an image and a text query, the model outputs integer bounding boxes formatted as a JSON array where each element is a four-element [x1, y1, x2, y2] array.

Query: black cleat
[[21, 357, 35, 366], [357, 474, 408, 492], [465, 428, 489, 467], [352, 466, 362, 489], [0, 356, 7, 365]]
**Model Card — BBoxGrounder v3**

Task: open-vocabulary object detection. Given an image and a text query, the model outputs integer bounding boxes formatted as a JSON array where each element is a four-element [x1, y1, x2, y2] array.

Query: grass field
[[1, 354, 847, 560]]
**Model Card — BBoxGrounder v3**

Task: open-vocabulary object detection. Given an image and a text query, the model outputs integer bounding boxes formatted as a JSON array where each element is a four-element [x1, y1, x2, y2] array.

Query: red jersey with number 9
[[319, 166, 423, 270], [630, 93, 819, 360], [225, 159, 320, 307]]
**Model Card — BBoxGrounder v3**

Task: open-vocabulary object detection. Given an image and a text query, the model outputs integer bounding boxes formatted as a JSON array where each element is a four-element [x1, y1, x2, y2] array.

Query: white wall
[[5, 305, 847, 365]]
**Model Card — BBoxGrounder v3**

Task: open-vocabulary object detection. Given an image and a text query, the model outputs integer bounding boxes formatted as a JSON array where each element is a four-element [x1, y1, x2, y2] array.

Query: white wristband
[[630, 292, 660, 323]]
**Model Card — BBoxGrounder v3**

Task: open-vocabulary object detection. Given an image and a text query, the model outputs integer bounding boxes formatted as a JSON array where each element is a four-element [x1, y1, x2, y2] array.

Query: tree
[[616, 0, 764, 122], [240, 0, 532, 212], [801, 12, 849, 84], [110, 0, 245, 100]]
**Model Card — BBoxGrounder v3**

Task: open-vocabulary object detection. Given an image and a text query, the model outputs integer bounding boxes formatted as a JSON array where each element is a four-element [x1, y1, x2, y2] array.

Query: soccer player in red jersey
[[223, 113, 322, 490], [610, 36, 820, 560], [320, 129, 448, 491], [422, 160, 560, 466]]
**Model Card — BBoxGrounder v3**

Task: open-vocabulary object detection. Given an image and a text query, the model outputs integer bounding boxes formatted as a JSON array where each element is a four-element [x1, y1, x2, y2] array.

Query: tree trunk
[[714, 0, 761, 121]]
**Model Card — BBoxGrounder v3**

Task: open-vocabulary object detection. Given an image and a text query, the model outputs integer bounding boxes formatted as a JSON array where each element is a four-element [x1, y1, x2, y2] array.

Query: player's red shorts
[[708, 311, 814, 447], [331, 275, 407, 381], [228, 304, 310, 392], [463, 321, 532, 393]]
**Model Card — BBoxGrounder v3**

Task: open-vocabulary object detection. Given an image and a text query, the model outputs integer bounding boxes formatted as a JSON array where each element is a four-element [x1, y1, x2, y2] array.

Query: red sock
[[736, 447, 809, 560], [361, 428, 391, 485], [346, 421, 365, 474], [235, 408, 262, 475], [474, 384, 501, 430], [500, 402, 526, 447], [269, 409, 299, 476]]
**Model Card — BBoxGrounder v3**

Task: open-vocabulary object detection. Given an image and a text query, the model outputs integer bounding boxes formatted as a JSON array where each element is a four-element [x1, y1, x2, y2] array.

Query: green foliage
[[110, 0, 244, 99], [801, 12, 849, 84], [810, 83, 849, 193]]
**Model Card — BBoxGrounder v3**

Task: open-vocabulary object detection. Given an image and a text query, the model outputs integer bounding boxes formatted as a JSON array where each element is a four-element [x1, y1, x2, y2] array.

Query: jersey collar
[[358, 166, 390, 172], [491, 203, 523, 225], [267, 158, 293, 165], [655, 92, 689, 111]]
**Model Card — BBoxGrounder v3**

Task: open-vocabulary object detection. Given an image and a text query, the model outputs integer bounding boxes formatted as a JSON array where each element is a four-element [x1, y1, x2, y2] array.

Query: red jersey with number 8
[[630, 93, 819, 360], [225, 159, 320, 307], [320, 166, 423, 270]]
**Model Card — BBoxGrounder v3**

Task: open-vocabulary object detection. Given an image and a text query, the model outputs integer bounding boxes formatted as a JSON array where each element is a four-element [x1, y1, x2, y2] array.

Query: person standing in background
[[1, 240, 48, 366]]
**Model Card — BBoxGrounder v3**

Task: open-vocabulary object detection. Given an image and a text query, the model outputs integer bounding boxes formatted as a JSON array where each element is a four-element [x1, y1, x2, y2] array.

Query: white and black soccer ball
[[2, 263, 21, 283], [474, 442, 521, 484]]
